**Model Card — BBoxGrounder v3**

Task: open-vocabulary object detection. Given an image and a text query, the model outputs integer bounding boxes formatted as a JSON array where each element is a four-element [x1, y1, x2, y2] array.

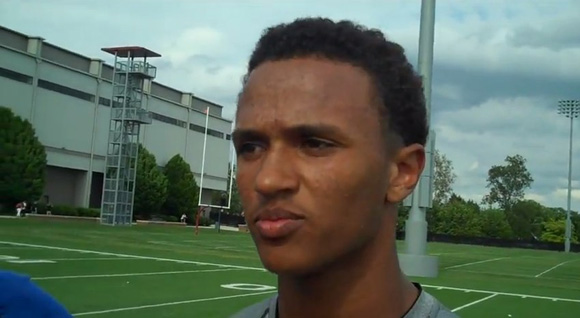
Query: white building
[[0, 25, 233, 209]]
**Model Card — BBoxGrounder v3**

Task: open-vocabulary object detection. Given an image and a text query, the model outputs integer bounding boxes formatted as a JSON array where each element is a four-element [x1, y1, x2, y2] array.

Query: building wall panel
[[0, 77, 33, 119], [38, 62, 96, 94], [34, 89, 95, 154], [0, 47, 36, 75]]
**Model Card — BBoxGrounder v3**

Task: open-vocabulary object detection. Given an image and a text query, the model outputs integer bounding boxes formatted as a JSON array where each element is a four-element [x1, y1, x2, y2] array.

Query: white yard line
[[430, 252, 465, 256], [0, 241, 266, 272], [535, 259, 577, 278], [47, 257, 136, 261], [3, 240, 579, 304], [34, 268, 240, 280], [451, 293, 498, 312], [73, 291, 276, 316], [147, 240, 178, 246], [454, 269, 580, 283], [423, 284, 580, 303], [445, 257, 507, 270]]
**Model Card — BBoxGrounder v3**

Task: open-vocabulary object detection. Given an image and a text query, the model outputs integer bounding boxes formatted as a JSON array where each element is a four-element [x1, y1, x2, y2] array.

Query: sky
[[1, 0, 579, 211]]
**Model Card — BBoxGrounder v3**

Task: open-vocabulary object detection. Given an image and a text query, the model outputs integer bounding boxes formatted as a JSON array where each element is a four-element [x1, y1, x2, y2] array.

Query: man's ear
[[386, 144, 426, 204]]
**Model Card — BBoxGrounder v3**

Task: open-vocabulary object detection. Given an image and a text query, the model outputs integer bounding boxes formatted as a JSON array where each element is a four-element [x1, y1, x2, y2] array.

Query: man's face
[[234, 57, 414, 275]]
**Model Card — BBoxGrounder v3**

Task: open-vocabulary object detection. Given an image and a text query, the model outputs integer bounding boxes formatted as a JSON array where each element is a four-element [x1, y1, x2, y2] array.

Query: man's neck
[[276, 224, 419, 318]]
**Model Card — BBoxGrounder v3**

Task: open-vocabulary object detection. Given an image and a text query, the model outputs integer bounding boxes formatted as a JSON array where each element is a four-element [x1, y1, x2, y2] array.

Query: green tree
[[434, 199, 483, 237], [397, 205, 410, 233], [482, 154, 534, 211], [480, 209, 513, 239], [134, 145, 168, 219], [426, 204, 441, 234], [542, 207, 567, 222], [211, 164, 243, 214], [0, 107, 46, 208], [572, 212, 580, 242], [540, 219, 578, 244], [427, 193, 480, 235], [449, 193, 481, 213], [433, 150, 457, 206], [163, 154, 199, 218], [508, 199, 545, 240]]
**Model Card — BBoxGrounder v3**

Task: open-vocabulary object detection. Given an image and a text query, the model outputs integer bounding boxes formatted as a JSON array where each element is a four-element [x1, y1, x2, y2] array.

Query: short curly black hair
[[241, 17, 428, 147]]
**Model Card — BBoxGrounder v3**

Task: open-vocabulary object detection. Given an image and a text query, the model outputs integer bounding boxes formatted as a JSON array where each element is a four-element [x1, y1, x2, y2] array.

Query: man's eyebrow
[[286, 124, 345, 137], [232, 124, 348, 142], [232, 128, 265, 143]]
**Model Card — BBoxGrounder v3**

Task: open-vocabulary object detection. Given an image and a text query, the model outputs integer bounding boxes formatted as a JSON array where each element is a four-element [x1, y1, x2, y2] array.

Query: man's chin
[[258, 251, 314, 276]]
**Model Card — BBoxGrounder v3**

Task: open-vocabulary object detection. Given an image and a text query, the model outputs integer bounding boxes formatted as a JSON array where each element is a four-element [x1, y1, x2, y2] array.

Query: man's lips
[[254, 207, 304, 222], [254, 208, 305, 239]]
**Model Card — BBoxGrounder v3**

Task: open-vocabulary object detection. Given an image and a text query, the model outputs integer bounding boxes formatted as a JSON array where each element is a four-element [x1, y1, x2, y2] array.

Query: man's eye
[[237, 143, 264, 155], [301, 138, 335, 152]]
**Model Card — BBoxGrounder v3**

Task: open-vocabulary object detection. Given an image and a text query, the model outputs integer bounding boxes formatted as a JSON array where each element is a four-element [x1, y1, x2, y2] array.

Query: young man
[[230, 18, 456, 318]]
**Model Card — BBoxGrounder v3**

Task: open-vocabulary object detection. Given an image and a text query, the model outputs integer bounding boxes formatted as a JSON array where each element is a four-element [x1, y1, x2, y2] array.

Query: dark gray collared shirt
[[230, 284, 458, 318]]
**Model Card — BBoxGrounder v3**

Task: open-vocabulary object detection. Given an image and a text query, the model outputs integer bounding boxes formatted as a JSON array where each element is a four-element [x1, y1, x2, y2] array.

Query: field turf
[[0, 218, 579, 317]]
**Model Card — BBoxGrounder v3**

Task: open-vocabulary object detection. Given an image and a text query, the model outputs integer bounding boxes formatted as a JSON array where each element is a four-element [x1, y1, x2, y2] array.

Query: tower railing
[[99, 46, 161, 226]]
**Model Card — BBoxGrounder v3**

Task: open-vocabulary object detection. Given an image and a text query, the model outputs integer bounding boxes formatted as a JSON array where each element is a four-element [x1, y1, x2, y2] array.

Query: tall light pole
[[399, 0, 439, 278], [557, 100, 579, 253]]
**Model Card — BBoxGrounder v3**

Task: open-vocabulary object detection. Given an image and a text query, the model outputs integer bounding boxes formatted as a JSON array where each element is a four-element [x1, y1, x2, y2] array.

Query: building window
[[226, 134, 231, 140], [208, 129, 224, 139], [189, 123, 205, 134], [38, 79, 95, 102], [0, 67, 33, 84], [99, 97, 111, 107], [189, 123, 225, 139], [98, 97, 123, 108], [150, 111, 186, 128]]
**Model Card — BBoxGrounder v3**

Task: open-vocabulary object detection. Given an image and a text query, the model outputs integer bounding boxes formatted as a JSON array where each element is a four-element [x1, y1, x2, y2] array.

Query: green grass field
[[0, 218, 579, 317]]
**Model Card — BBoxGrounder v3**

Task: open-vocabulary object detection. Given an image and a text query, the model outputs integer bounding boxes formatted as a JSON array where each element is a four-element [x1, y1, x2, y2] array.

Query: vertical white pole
[[198, 107, 210, 206], [399, 0, 439, 278], [405, 0, 436, 255], [564, 113, 574, 253], [226, 143, 235, 209]]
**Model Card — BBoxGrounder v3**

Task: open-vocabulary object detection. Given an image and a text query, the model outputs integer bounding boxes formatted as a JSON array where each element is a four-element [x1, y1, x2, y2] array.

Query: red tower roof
[[101, 46, 161, 58]]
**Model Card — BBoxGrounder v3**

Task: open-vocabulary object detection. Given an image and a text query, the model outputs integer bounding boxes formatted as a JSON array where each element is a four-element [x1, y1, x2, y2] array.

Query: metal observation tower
[[99, 46, 161, 226]]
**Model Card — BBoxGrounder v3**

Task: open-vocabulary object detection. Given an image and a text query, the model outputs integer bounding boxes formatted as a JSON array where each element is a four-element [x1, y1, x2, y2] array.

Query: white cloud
[[152, 27, 247, 119], [553, 188, 580, 201], [435, 96, 580, 210], [388, 0, 580, 81], [557, 178, 580, 188], [432, 26, 580, 80], [434, 84, 463, 102], [525, 193, 547, 203], [468, 161, 479, 171], [161, 27, 227, 65]]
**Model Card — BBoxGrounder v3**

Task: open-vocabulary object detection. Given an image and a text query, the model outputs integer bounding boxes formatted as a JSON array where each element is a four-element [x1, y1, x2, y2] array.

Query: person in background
[[45, 195, 53, 215], [0, 270, 73, 318], [231, 17, 456, 318], [15, 201, 27, 217], [15, 202, 23, 217]]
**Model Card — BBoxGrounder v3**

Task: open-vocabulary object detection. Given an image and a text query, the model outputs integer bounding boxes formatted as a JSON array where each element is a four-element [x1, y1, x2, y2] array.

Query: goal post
[[195, 107, 236, 234]]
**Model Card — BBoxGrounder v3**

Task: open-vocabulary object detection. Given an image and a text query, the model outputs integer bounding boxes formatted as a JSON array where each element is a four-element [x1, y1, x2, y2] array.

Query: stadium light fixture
[[557, 99, 580, 253]]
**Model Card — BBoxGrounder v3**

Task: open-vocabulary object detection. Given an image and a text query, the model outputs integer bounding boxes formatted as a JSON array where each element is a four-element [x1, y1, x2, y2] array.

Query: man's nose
[[254, 147, 299, 197]]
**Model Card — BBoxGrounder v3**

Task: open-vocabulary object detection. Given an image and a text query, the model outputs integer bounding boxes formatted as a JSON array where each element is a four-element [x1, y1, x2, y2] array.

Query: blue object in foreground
[[0, 270, 73, 318]]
